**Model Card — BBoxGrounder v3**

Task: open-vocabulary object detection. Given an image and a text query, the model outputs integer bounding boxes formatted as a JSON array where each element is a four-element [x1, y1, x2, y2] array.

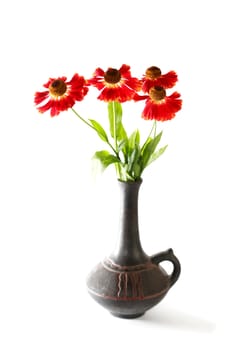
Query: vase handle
[[151, 248, 181, 287]]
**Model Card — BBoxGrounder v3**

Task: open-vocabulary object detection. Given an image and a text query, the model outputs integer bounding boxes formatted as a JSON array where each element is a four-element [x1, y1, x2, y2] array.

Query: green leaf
[[153, 131, 163, 149], [118, 138, 129, 162], [141, 136, 152, 155], [141, 138, 154, 165], [147, 145, 168, 165], [118, 138, 128, 152], [140, 131, 163, 169], [107, 102, 127, 141], [127, 145, 141, 173], [89, 119, 108, 143], [141, 138, 158, 170], [118, 121, 127, 141], [93, 150, 120, 170], [141, 131, 162, 155], [128, 129, 140, 152], [125, 145, 142, 180], [132, 163, 141, 179]]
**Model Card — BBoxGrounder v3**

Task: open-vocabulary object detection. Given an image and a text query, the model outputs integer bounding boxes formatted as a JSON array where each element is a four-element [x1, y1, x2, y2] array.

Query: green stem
[[111, 101, 123, 180], [152, 120, 157, 138], [71, 107, 94, 129], [148, 120, 157, 139], [71, 107, 119, 159], [141, 120, 157, 151], [112, 101, 118, 152]]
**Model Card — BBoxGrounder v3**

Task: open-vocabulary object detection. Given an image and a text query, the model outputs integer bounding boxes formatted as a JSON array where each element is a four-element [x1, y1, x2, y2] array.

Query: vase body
[[86, 180, 181, 318]]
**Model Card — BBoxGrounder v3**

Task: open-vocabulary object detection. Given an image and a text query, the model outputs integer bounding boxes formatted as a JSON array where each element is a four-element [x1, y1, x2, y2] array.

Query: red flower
[[142, 87, 182, 121], [88, 64, 141, 102], [141, 66, 178, 93], [34, 74, 88, 117]]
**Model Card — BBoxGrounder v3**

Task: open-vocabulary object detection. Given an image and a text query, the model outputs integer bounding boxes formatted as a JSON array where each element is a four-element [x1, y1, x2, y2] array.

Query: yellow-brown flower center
[[145, 66, 161, 79], [149, 86, 166, 101], [49, 79, 67, 97], [104, 68, 121, 84]]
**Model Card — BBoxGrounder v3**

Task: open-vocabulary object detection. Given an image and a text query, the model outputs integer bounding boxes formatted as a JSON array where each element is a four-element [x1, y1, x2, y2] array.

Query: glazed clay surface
[[86, 180, 181, 318]]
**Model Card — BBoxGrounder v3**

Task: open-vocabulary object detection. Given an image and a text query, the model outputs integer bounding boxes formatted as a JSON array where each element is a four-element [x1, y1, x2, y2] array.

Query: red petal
[[92, 67, 105, 78], [142, 92, 182, 121], [36, 99, 53, 114], [98, 85, 136, 102], [142, 71, 178, 92], [119, 64, 131, 75], [34, 91, 49, 104]]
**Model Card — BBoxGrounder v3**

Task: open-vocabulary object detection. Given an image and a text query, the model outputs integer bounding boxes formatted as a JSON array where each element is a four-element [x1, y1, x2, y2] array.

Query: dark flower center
[[104, 68, 121, 84], [49, 79, 67, 97], [145, 66, 161, 79], [149, 86, 166, 101]]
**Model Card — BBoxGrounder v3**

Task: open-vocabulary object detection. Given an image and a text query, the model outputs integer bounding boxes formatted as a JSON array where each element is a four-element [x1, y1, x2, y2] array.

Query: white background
[[0, 0, 232, 349]]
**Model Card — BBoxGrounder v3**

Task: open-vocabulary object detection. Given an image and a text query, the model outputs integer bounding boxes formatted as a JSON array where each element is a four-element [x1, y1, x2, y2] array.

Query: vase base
[[110, 312, 145, 319]]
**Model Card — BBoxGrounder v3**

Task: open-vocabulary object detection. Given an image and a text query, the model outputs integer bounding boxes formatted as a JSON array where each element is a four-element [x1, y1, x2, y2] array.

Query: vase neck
[[109, 180, 148, 266]]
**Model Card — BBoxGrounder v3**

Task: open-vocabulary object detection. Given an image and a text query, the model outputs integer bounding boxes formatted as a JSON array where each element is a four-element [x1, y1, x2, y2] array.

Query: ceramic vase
[[86, 179, 181, 318]]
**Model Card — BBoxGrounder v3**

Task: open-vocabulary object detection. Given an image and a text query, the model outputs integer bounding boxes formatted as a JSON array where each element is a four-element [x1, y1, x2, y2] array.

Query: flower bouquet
[[34, 64, 182, 318], [34, 64, 182, 182]]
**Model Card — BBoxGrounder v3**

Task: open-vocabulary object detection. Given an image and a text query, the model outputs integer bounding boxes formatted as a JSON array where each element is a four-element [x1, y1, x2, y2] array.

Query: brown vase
[[86, 179, 181, 318]]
